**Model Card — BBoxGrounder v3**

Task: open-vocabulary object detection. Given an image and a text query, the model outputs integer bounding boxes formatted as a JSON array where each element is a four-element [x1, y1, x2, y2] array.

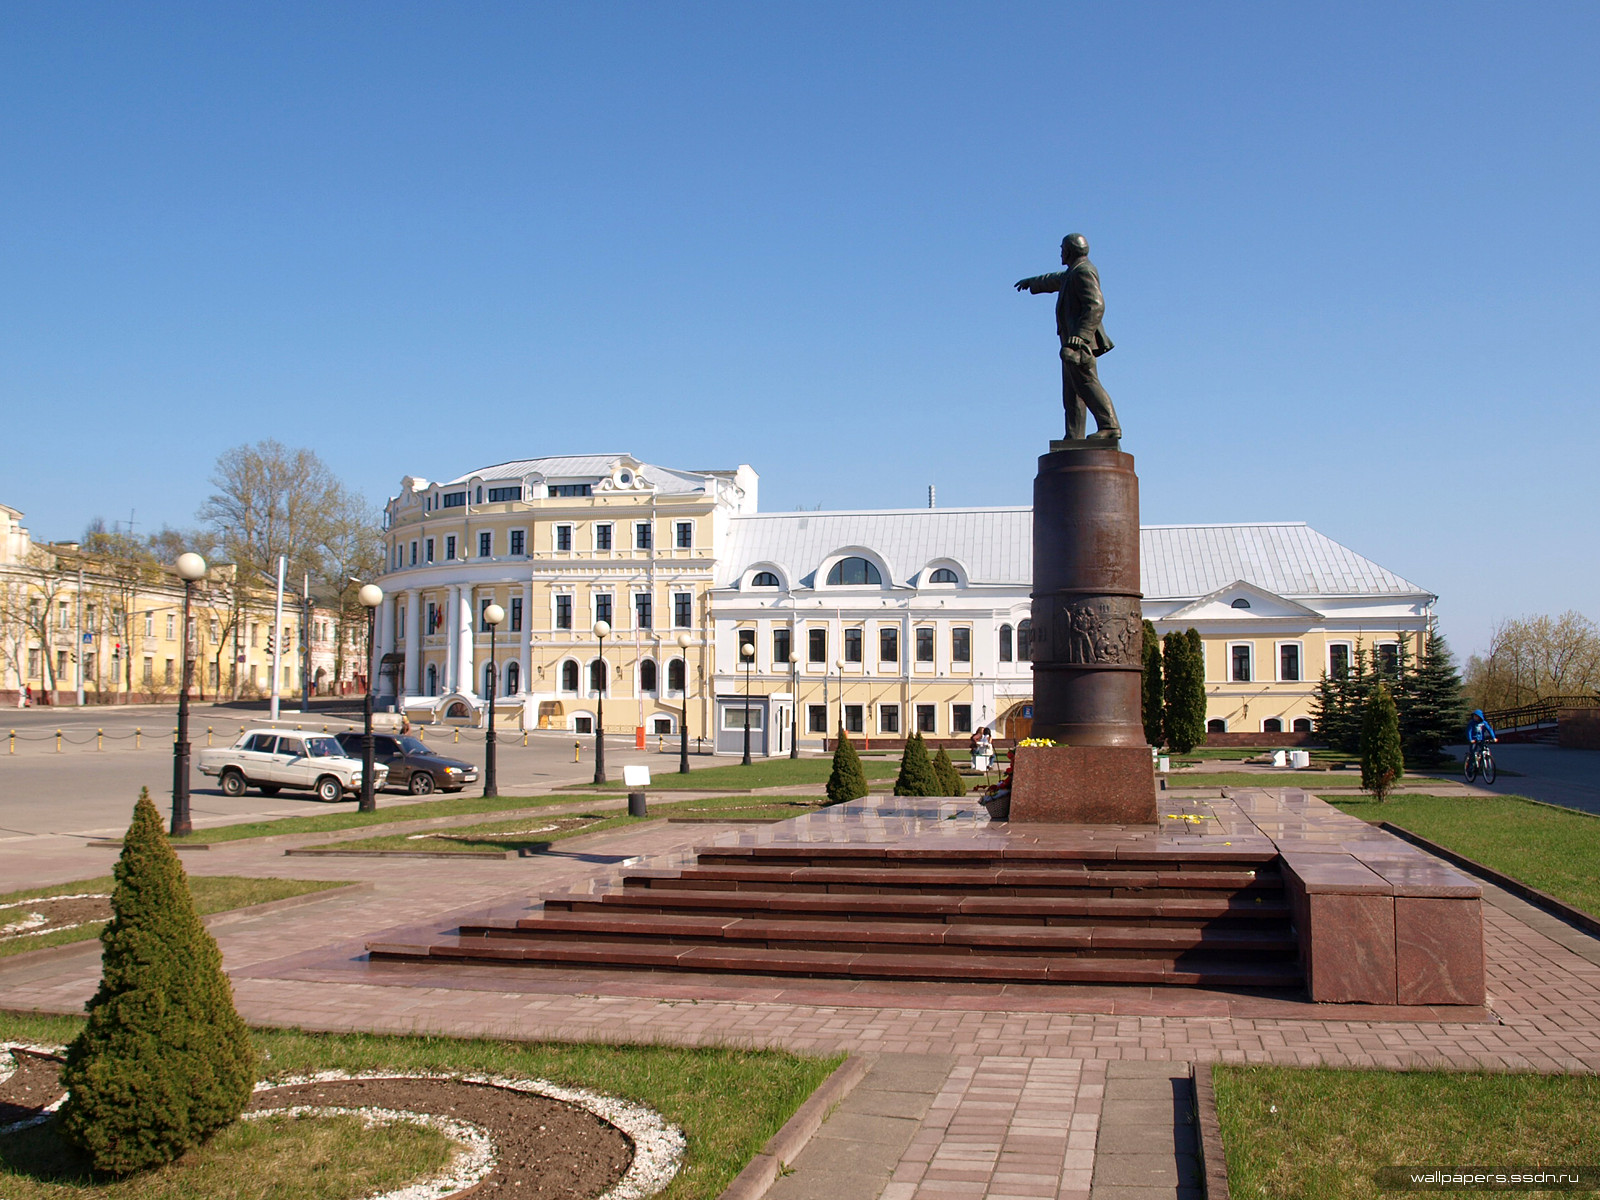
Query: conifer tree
[[824, 727, 869, 804], [59, 788, 255, 1174], [1360, 682, 1404, 803], [1162, 630, 1207, 753], [932, 745, 966, 796], [1402, 624, 1468, 764], [894, 731, 940, 796], [1141, 619, 1164, 747]]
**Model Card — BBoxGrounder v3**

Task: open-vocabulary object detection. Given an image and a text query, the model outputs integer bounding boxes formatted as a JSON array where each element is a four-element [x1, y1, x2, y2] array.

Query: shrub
[[893, 732, 940, 796], [1141, 618, 1164, 747], [59, 788, 256, 1174], [1361, 682, 1405, 803], [932, 745, 966, 796], [824, 728, 869, 804], [1162, 629, 1206, 754]]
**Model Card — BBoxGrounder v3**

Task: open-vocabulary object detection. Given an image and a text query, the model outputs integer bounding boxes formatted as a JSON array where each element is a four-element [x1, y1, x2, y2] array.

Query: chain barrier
[[5, 721, 643, 756]]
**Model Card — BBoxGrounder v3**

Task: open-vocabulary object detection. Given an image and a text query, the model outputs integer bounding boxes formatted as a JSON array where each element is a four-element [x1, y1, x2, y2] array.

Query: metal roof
[[441, 454, 713, 494], [718, 510, 1430, 600]]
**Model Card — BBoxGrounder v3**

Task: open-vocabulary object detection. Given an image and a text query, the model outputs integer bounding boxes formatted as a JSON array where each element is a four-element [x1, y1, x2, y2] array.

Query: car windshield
[[305, 737, 343, 758], [399, 736, 435, 755]]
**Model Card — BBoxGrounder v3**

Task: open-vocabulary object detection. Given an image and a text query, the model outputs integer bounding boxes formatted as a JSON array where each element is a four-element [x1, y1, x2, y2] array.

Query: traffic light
[[265, 628, 276, 656]]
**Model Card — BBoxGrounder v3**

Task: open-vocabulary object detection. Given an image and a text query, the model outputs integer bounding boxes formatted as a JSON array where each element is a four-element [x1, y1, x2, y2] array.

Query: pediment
[[1165, 580, 1321, 621]]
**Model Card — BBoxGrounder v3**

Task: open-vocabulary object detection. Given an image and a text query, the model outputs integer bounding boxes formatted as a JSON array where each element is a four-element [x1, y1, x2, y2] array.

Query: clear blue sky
[[3, 2, 1596, 660]]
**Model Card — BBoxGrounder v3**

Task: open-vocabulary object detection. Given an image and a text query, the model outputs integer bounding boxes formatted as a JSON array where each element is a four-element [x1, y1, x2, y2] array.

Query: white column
[[458, 584, 475, 696], [445, 585, 460, 692], [403, 588, 422, 696], [519, 581, 533, 696], [377, 595, 398, 699]]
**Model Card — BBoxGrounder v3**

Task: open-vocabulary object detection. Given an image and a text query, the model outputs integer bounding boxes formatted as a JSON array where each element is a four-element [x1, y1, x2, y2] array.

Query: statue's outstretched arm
[[1015, 271, 1066, 294]]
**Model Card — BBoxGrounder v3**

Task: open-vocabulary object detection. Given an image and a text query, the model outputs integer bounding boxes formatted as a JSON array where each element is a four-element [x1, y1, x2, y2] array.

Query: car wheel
[[259, 784, 281, 795], [220, 769, 247, 797], [314, 775, 344, 803], [408, 771, 436, 796]]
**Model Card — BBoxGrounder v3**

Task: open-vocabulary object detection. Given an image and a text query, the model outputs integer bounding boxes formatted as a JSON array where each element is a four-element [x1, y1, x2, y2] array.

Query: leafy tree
[[1463, 610, 1600, 710], [1313, 641, 1370, 755], [1162, 629, 1206, 753], [894, 731, 940, 796], [824, 728, 869, 804], [1402, 624, 1468, 764], [1141, 618, 1163, 746], [1360, 682, 1404, 803], [59, 789, 255, 1174], [932, 745, 966, 797]]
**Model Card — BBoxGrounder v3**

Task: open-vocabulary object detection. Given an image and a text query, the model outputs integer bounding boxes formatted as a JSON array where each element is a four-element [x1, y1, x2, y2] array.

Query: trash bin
[[628, 791, 648, 817]]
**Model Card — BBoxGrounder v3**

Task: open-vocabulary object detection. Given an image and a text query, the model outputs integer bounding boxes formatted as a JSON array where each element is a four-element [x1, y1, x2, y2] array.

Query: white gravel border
[[0, 1042, 69, 1134], [0, 893, 109, 940]]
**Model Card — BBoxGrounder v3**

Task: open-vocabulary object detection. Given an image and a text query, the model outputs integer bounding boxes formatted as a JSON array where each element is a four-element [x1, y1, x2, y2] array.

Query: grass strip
[[1214, 1064, 1600, 1200], [1322, 792, 1600, 917], [0, 1014, 841, 1200], [0, 876, 349, 960], [574, 757, 898, 792], [170, 791, 583, 844], [309, 794, 837, 854], [1166, 771, 1366, 789]]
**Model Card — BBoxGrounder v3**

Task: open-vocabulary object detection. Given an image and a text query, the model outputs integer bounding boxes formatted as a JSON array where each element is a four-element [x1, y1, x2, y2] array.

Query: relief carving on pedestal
[[1032, 597, 1142, 666]]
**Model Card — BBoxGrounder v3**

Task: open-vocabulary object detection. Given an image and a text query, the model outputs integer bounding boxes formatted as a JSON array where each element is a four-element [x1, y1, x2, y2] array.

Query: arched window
[[1017, 619, 1032, 662], [668, 658, 686, 693], [640, 659, 658, 692], [1207, 718, 1227, 733], [999, 624, 1014, 662], [1262, 717, 1283, 733], [826, 557, 882, 586], [425, 664, 437, 696], [560, 660, 579, 692], [589, 658, 607, 694], [751, 571, 780, 587], [929, 568, 959, 584], [506, 661, 520, 695], [484, 662, 497, 696], [1231, 598, 1251, 609], [1292, 717, 1313, 732]]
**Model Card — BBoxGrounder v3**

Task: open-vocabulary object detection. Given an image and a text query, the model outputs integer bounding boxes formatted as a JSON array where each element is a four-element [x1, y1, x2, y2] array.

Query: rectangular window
[[952, 627, 971, 663], [916, 704, 936, 733], [1230, 643, 1253, 683], [510, 597, 523, 633], [675, 521, 693, 549], [772, 628, 791, 666], [144, 611, 154, 637], [808, 704, 828, 733], [164, 658, 174, 684], [1328, 643, 1352, 676], [555, 595, 572, 629], [143, 656, 153, 684], [722, 704, 764, 731], [844, 628, 862, 663], [112, 608, 124, 635], [410, 541, 418, 566], [1376, 643, 1400, 675], [509, 529, 525, 555], [844, 704, 864, 734], [673, 592, 693, 629], [547, 483, 592, 497], [737, 628, 756, 661], [478, 531, 492, 558], [250, 622, 258, 647], [487, 485, 521, 502], [166, 613, 176, 640], [426, 602, 438, 633], [951, 704, 972, 734], [808, 628, 827, 663], [480, 599, 493, 632], [635, 522, 652, 551], [594, 593, 612, 625], [441, 491, 466, 508], [28, 648, 39, 678], [595, 523, 613, 551], [555, 525, 572, 552], [879, 704, 900, 734], [59, 602, 70, 630], [445, 535, 457, 560], [425, 538, 435, 563], [635, 593, 653, 630], [1279, 643, 1302, 682], [916, 627, 934, 663], [58, 650, 68, 680], [208, 662, 219, 689], [879, 627, 899, 663]]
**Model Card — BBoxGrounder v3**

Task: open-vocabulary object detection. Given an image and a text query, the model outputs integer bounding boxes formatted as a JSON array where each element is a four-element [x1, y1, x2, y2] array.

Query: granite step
[[619, 863, 1281, 896]]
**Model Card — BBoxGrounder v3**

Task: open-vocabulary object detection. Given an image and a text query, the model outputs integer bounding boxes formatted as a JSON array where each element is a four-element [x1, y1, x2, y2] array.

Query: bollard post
[[658, 733, 663, 753], [454, 728, 459, 745], [135, 727, 141, 749], [207, 726, 213, 747], [98, 728, 104, 751], [522, 730, 528, 747], [574, 740, 581, 763], [628, 791, 648, 817], [9, 729, 15, 755], [56, 729, 62, 753]]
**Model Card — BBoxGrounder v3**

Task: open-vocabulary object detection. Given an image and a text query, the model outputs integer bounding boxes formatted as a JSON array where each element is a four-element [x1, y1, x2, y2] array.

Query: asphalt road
[[1438, 742, 1600, 816], [0, 703, 703, 841]]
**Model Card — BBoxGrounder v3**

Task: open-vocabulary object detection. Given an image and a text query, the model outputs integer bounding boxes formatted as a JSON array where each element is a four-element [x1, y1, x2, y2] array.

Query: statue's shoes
[[1086, 428, 1122, 441]]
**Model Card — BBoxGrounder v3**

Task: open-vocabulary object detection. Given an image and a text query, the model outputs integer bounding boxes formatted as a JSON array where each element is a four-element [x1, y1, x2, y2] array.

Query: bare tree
[[11, 548, 71, 696], [199, 440, 345, 585], [1464, 611, 1600, 711], [81, 519, 162, 696]]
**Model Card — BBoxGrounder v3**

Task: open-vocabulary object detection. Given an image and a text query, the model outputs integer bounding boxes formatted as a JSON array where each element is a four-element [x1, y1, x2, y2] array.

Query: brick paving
[[4, 790, 1600, 1200]]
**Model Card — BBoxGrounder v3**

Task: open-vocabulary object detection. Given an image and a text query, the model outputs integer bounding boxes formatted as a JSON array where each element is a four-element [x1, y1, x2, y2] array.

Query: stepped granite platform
[[368, 789, 1486, 1006]]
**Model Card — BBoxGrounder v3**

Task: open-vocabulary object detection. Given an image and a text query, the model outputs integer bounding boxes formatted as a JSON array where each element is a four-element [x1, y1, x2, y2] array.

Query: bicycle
[[1464, 740, 1497, 785]]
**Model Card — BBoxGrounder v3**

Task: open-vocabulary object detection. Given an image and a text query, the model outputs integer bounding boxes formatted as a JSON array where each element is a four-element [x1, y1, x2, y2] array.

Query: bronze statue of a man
[[1016, 233, 1121, 441]]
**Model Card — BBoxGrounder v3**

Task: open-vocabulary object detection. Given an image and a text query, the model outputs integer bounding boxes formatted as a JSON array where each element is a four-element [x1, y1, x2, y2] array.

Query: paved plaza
[[4, 776, 1600, 1200]]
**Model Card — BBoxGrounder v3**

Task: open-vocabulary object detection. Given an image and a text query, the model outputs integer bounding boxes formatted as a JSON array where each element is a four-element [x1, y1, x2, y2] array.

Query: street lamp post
[[483, 603, 505, 796], [834, 659, 845, 744], [740, 640, 755, 765], [789, 652, 800, 758], [357, 583, 384, 813], [676, 632, 692, 774], [592, 620, 610, 784], [170, 551, 207, 837]]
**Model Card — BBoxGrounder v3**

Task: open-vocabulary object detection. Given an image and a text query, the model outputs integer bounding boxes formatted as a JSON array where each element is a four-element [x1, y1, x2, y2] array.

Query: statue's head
[[1061, 233, 1089, 264]]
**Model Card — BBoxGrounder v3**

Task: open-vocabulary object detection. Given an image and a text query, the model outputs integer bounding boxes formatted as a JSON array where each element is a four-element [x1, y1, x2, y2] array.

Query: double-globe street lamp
[[676, 631, 692, 774], [482, 602, 506, 797], [169, 551, 207, 837], [357, 583, 384, 813], [739, 640, 755, 766], [592, 619, 610, 784]]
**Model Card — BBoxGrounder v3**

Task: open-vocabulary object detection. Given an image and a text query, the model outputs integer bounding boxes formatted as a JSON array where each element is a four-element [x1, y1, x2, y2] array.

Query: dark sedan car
[[334, 731, 479, 795]]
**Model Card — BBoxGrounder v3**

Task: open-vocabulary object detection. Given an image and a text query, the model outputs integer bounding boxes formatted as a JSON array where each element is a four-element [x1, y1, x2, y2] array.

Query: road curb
[[715, 1054, 870, 1200], [1191, 1063, 1231, 1199]]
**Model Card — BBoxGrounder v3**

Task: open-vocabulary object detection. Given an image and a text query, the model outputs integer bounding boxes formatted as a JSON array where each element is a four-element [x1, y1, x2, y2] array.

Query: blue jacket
[[1467, 713, 1496, 743]]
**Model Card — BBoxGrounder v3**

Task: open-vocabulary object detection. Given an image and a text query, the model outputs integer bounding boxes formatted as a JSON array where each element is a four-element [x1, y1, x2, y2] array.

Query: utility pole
[[76, 567, 85, 707], [269, 556, 284, 723], [300, 573, 312, 713]]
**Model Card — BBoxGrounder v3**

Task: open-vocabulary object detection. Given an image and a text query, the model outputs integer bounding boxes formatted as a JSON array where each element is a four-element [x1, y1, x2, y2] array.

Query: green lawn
[[0, 876, 350, 960], [1166, 771, 1365, 789], [309, 794, 835, 854], [171, 791, 585, 844], [1214, 1064, 1600, 1200], [1322, 793, 1600, 916], [574, 756, 898, 792], [0, 1013, 841, 1200]]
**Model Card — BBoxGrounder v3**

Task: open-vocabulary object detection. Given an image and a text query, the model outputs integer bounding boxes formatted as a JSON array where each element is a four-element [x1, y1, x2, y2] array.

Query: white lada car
[[197, 729, 388, 802]]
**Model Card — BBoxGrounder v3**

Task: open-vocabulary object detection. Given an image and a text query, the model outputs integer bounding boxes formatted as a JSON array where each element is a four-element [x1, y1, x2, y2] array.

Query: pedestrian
[[971, 726, 994, 772]]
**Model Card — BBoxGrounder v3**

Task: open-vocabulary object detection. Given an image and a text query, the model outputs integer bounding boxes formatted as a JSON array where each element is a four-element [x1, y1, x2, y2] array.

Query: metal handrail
[[1482, 694, 1600, 732]]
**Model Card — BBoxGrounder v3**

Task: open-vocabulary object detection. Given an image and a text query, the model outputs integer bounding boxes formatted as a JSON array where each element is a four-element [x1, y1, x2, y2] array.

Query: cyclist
[[1467, 709, 1498, 748]]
